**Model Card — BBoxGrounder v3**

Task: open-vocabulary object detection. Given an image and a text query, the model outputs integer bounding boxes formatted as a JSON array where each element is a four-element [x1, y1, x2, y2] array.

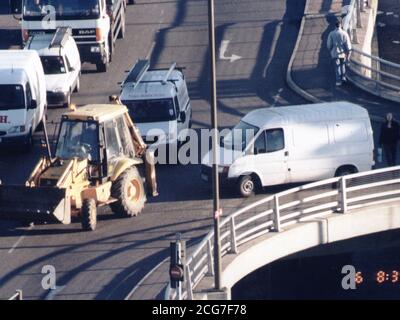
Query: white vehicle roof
[[26, 34, 61, 56], [243, 102, 369, 129], [121, 69, 184, 101], [0, 50, 39, 85], [25, 31, 75, 57]]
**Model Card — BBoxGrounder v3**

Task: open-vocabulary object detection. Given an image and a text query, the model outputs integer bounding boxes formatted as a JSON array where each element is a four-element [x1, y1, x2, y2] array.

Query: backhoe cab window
[[56, 120, 99, 162]]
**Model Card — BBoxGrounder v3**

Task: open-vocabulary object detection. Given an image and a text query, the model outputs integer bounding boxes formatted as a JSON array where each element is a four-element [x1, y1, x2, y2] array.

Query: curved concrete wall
[[220, 202, 400, 296]]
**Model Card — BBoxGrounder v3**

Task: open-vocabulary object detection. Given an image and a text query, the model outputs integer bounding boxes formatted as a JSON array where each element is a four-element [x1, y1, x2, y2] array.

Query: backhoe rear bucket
[[0, 186, 71, 224]]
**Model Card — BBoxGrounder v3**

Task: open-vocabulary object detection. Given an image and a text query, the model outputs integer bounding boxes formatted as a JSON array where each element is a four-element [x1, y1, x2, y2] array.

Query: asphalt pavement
[[0, 0, 308, 299]]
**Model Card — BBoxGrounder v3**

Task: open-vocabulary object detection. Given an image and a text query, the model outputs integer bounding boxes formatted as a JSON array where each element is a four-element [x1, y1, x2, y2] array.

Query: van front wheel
[[237, 175, 255, 198]]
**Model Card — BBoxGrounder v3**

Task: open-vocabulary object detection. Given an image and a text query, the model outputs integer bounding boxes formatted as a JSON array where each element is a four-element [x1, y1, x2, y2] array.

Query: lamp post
[[207, 0, 222, 290]]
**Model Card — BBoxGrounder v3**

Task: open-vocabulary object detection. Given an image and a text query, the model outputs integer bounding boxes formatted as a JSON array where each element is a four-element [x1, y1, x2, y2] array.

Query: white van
[[201, 102, 374, 197], [0, 50, 46, 148], [120, 60, 192, 152], [25, 27, 81, 108]]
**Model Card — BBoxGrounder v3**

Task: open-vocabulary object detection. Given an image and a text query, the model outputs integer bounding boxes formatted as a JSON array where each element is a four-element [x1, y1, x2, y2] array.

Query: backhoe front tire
[[110, 167, 146, 218], [81, 198, 97, 231]]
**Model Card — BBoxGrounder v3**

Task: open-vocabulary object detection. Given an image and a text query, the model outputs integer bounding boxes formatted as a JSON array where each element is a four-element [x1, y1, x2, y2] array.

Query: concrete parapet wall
[[220, 202, 400, 294]]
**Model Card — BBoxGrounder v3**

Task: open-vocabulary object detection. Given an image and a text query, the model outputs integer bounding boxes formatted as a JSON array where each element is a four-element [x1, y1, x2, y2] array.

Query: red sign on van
[[0, 116, 8, 124]]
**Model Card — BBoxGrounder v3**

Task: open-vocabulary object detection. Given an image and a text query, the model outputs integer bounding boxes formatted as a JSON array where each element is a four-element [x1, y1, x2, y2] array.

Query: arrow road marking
[[219, 40, 242, 62]]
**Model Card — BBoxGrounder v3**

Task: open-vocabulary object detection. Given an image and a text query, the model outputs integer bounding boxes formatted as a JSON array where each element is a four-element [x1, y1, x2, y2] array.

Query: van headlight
[[8, 126, 26, 134]]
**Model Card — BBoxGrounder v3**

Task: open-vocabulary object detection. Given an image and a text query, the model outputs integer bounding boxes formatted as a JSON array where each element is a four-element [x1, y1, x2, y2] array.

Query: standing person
[[379, 113, 400, 167], [327, 20, 352, 86]]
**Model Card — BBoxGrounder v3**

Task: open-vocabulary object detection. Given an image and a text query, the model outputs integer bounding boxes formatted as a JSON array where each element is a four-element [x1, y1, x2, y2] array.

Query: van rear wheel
[[237, 175, 256, 198], [332, 166, 357, 189]]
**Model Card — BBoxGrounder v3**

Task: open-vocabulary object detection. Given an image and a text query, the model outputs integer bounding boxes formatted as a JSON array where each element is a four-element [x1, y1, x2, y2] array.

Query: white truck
[[0, 50, 47, 149], [201, 102, 375, 197], [120, 60, 192, 158], [14, 0, 129, 72], [25, 27, 81, 108]]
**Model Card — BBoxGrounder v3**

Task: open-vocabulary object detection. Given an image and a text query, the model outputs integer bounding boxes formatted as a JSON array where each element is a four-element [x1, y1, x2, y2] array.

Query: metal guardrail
[[166, 166, 400, 299], [343, 0, 400, 102], [8, 290, 23, 300]]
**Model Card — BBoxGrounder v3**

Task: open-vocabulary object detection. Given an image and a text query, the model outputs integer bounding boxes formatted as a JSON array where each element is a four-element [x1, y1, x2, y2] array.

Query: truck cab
[[19, 0, 128, 72], [25, 27, 81, 108], [120, 60, 192, 155]]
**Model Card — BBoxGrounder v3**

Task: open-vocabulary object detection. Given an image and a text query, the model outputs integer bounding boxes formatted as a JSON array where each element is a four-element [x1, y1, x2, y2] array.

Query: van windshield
[[0, 85, 25, 110], [221, 120, 259, 151], [23, 0, 101, 20], [40, 56, 66, 74], [122, 99, 177, 123]]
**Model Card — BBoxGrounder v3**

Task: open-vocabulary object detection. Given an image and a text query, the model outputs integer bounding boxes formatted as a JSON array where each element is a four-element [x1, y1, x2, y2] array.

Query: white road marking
[[8, 225, 33, 254], [393, 40, 400, 45], [377, 11, 384, 15], [271, 88, 283, 108], [377, 22, 386, 27], [386, 12, 394, 16], [124, 258, 167, 300], [219, 40, 242, 62], [44, 286, 66, 300]]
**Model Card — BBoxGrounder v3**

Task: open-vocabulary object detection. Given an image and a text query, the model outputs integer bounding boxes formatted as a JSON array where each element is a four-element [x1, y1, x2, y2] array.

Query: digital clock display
[[355, 270, 400, 285]]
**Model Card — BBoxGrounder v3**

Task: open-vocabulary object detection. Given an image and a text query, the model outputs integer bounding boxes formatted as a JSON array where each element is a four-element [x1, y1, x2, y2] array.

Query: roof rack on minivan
[[162, 62, 176, 85], [49, 27, 72, 49], [123, 59, 150, 89], [123, 60, 184, 89]]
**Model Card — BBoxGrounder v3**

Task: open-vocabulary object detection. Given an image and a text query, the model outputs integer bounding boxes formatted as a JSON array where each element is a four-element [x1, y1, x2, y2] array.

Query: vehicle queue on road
[[0, 0, 377, 233]]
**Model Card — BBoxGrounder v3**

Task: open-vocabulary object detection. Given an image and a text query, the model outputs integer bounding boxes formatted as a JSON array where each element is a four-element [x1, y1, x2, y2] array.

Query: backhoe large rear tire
[[110, 167, 146, 218], [81, 198, 97, 231]]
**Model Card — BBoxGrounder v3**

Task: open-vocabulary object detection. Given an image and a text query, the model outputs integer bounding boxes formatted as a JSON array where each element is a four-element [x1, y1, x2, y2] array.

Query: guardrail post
[[229, 217, 238, 254], [273, 195, 281, 232], [339, 177, 348, 213], [206, 239, 214, 276], [185, 264, 193, 300]]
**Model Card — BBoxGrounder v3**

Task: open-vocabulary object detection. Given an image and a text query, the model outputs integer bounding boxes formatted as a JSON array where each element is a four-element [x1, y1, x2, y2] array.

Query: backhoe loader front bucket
[[0, 186, 71, 224]]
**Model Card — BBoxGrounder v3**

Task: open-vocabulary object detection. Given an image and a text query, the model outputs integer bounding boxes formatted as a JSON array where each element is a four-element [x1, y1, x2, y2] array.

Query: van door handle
[[284, 151, 289, 156]]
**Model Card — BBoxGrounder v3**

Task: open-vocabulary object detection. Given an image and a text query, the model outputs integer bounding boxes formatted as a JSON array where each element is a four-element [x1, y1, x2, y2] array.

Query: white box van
[[201, 102, 374, 197], [120, 60, 192, 152], [25, 27, 81, 108], [0, 50, 46, 148]]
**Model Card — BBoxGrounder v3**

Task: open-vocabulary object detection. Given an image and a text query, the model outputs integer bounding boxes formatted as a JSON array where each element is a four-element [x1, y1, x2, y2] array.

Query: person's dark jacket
[[379, 121, 400, 145]]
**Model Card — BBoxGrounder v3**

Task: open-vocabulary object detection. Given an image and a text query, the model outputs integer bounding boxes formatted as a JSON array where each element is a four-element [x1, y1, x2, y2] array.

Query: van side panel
[[287, 118, 374, 183]]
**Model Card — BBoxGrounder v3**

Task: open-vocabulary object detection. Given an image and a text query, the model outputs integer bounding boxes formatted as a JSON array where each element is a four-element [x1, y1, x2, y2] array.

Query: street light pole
[[207, 0, 222, 290]]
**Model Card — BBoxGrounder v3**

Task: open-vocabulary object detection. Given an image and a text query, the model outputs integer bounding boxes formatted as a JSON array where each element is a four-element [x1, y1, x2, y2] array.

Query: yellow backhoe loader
[[0, 101, 158, 231]]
